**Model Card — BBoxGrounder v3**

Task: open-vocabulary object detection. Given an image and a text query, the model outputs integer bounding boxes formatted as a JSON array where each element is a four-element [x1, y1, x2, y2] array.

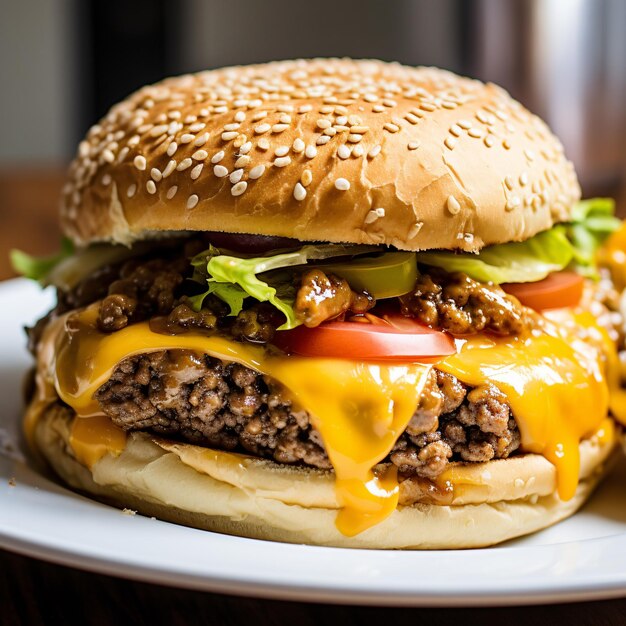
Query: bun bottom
[[35, 404, 618, 550]]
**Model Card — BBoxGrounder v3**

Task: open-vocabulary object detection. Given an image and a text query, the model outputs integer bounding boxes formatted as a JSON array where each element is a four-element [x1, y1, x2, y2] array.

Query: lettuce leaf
[[567, 198, 620, 276], [190, 243, 379, 329], [416, 198, 620, 284], [416, 227, 574, 284], [10, 238, 74, 283]]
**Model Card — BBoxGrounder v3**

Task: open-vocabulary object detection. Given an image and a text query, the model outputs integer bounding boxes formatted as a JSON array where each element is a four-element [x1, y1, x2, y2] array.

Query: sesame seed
[[221, 131, 238, 141], [166, 141, 178, 157], [504, 176, 514, 190], [293, 182, 307, 201], [468, 128, 484, 139], [102, 149, 115, 163], [444, 137, 457, 150], [520, 172, 529, 186], [503, 139, 512, 150], [168, 111, 181, 120], [279, 113, 292, 124], [405, 113, 420, 125], [211, 152, 224, 166], [235, 111, 246, 122], [180, 134, 194, 144], [213, 164, 229, 177], [506, 197, 521, 211], [372, 104, 385, 112], [150, 124, 168, 137], [277, 104, 294, 113], [335, 178, 350, 191], [407, 141, 420, 150], [257, 138, 270, 150], [255, 123, 271, 134], [187, 194, 199, 209], [305, 145, 317, 158], [275, 146, 289, 157], [127, 183, 137, 198], [231, 181, 247, 196], [323, 127, 337, 137], [128, 135, 141, 147], [253, 111, 268, 121], [352, 144, 364, 157], [223, 123, 240, 132], [292, 138, 305, 153], [239, 142, 252, 155], [214, 106, 228, 114], [449, 124, 462, 137], [382, 99, 397, 108], [138, 123, 152, 134], [191, 163, 203, 180], [191, 149, 207, 161], [408, 222, 423, 238], [320, 105, 334, 114], [524, 149, 536, 161], [249, 165, 265, 179], [363, 93, 378, 103], [447, 195, 461, 215], [335, 116, 348, 126], [484, 136, 495, 148], [338, 144, 351, 159], [166, 185, 178, 199], [365, 209, 384, 224], [101, 174, 111, 185], [419, 102, 436, 112], [383, 123, 400, 133], [316, 119, 331, 130], [457, 120, 472, 130], [193, 132, 209, 147], [146, 180, 157, 194], [229, 169, 244, 183], [150, 167, 162, 182], [274, 156, 291, 167], [301, 169, 313, 186], [347, 134, 362, 143], [298, 104, 313, 113], [368, 144, 381, 158], [235, 155, 251, 168], [133, 155, 147, 170]]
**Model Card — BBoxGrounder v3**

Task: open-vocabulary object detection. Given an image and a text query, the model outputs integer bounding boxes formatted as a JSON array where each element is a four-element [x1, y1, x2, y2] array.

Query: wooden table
[[2, 167, 626, 624]]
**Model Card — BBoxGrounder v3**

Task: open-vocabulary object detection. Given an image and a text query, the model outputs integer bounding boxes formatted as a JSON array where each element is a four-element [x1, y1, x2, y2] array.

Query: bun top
[[60, 59, 580, 252]]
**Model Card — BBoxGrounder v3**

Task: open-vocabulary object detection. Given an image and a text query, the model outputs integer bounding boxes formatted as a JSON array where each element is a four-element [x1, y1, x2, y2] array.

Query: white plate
[[2, 278, 626, 606]]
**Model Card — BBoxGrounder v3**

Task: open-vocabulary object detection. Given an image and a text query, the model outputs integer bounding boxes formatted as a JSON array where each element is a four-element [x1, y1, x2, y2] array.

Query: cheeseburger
[[14, 59, 626, 549]]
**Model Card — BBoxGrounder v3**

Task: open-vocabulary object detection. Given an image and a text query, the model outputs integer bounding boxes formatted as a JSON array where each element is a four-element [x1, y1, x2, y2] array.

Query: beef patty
[[94, 350, 521, 480]]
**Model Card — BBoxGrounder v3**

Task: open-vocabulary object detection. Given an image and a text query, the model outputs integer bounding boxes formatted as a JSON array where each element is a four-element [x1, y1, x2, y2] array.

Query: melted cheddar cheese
[[25, 301, 617, 536]]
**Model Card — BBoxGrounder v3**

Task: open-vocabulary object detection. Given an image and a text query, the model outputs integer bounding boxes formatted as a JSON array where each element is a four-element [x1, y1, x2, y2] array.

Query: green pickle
[[321, 252, 417, 299]]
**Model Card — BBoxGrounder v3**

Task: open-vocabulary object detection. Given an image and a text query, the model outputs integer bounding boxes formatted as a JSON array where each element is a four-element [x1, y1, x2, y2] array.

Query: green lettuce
[[416, 198, 620, 284], [10, 238, 74, 283], [567, 198, 621, 276], [416, 228, 574, 284], [190, 244, 378, 329]]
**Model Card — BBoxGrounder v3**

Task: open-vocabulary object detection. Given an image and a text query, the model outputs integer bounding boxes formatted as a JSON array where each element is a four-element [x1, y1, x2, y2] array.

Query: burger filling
[[16, 197, 626, 532]]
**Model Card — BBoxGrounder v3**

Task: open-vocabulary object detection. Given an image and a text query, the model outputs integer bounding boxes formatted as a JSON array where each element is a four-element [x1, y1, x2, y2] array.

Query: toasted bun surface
[[61, 59, 580, 252], [35, 404, 615, 550]]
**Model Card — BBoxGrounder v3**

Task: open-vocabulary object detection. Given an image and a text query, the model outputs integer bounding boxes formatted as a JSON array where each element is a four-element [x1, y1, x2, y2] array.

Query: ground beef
[[94, 351, 521, 480], [400, 267, 531, 335], [294, 268, 375, 327]]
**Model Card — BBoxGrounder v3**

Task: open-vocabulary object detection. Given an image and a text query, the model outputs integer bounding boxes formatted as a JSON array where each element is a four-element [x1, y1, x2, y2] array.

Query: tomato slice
[[502, 272, 584, 311], [273, 313, 456, 362]]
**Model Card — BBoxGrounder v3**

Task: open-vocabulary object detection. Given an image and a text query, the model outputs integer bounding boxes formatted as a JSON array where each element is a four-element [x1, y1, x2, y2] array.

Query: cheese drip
[[40, 308, 433, 536], [438, 316, 609, 500], [25, 302, 616, 535]]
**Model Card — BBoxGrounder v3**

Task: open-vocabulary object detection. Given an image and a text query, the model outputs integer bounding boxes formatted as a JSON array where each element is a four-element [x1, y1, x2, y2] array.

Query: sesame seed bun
[[34, 403, 616, 549], [61, 59, 580, 252]]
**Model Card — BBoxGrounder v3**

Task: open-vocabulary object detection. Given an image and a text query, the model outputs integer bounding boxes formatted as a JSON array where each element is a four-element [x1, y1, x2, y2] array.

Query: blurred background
[[1, 0, 626, 277]]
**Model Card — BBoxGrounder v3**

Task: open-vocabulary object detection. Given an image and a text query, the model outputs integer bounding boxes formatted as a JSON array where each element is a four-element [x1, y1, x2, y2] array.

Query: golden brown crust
[[61, 59, 580, 252], [34, 405, 615, 549]]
